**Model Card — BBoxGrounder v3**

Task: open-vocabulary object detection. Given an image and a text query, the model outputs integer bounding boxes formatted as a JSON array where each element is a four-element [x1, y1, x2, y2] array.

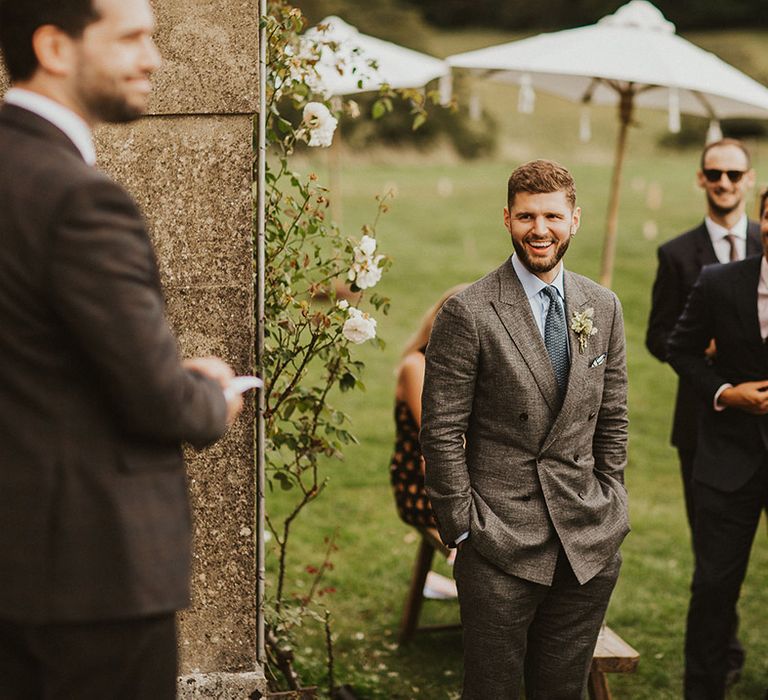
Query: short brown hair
[[700, 138, 751, 170], [0, 0, 101, 82], [507, 159, 576, 209], [760, 187, 768, 219]]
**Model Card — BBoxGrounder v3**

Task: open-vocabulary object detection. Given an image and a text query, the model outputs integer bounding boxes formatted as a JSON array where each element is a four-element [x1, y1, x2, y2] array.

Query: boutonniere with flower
[[570, 307, 598, 354]]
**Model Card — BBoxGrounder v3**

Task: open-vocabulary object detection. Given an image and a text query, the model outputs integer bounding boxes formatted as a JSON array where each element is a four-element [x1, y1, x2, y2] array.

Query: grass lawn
[[266, 29, 768, 699]]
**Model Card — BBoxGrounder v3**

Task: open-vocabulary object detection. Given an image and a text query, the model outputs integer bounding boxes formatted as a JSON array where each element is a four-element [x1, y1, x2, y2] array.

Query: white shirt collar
[[511, 254, 566, 301], [4, 88, 96, 165], [704, 214, 748, 241]]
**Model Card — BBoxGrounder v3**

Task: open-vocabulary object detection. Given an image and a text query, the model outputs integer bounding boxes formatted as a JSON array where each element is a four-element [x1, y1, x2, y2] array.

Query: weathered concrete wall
[[2, 0, 263, 694], [94, 115, 257, 677]]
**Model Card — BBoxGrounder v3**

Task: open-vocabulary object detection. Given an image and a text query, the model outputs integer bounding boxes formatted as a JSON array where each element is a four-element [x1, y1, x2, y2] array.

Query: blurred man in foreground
[[0, 0, 242, 696]]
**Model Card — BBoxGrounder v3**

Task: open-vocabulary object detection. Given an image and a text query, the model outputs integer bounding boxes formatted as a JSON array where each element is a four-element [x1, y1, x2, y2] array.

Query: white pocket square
[[589, 353, 607, 368]]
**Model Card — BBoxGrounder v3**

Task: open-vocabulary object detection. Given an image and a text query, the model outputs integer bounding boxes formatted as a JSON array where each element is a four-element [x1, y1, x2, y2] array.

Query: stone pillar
[[2, 1, 264, 697]]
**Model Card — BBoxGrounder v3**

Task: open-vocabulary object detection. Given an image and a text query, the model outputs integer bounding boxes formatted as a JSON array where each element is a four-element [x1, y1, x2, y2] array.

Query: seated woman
[[390, 284, 468, 597]]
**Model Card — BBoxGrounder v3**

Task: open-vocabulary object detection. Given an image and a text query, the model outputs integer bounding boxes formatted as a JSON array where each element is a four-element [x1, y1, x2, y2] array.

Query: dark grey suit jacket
[[0, 103, 227, 623], [421, 259, 629, 585], [646, 221, 761, 450], [668, 255, 768, 492]]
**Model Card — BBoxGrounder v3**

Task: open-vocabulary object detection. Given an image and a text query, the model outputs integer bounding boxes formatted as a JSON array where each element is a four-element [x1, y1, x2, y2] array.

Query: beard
[[74, 62, 148, 124], [512, 234, 571, 274], [84, 92, 144, 123], [706, 190, 742, 219]]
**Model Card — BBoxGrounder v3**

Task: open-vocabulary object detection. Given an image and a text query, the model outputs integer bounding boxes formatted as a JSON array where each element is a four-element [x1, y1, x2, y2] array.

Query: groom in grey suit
[[421, 160, 629, 698]]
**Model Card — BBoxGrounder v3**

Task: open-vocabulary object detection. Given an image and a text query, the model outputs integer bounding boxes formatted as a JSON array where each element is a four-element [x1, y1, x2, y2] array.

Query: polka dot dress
[[389, 399, 437, 528]]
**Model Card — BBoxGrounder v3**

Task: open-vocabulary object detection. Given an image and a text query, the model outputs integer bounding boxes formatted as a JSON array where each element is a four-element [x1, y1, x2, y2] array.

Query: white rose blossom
[[276, 42, 327, 99], [353, 259, 384, 290], [348, 235, 384, 290], [357, 234, 377, 258], [302, 102, 338, 148], [342, 307, 377, 344], [336, 299, 349, 310]]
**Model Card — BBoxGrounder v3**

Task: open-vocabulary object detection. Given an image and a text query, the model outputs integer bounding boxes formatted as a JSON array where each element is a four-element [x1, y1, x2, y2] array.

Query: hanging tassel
[[518, 73, 535, 114], [579, 104, 592, 143], [438, 73, 453, 106], [706, 119, 723, 143], [469, 93, 482, 122], [668, 87, 681, 133]]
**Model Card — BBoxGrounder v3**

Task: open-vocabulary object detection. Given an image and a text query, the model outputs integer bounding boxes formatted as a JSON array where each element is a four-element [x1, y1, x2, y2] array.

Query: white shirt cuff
[[714, 383, 732, 411], [454, 531, 469, 546]]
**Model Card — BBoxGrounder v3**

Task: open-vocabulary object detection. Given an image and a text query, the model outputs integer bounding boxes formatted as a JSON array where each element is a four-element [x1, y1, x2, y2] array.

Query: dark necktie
[[725, 233, 739, 262], [542, 285, 570, 397]]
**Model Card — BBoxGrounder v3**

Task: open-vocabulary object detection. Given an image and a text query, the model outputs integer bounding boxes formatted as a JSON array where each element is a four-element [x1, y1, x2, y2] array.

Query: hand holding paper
[[224, 376, 264, 401]]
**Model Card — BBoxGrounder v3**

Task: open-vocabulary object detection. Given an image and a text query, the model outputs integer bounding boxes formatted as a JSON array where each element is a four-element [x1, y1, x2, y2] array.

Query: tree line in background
[[294, 0, 766, 38], [404, 0, 766, 31]]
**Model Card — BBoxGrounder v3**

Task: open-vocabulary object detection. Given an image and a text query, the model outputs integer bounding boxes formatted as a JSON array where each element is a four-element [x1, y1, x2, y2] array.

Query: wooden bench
[[588, 625, 640, 699], [399, 531, 640, 699]]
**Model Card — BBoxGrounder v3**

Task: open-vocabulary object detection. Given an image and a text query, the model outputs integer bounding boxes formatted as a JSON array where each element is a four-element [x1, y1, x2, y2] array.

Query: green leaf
[[339, 372, 356, 391], [276, 117, 293, 135], [412, 113, 427, 131]]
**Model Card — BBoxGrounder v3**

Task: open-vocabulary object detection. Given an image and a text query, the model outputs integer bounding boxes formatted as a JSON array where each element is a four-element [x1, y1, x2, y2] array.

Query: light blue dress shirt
[[511, 253, 569, 352]]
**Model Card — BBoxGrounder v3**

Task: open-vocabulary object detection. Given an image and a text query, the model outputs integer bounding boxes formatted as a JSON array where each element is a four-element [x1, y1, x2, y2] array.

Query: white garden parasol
[[447, 0, 768, 287], [304, 16, 450, 97]]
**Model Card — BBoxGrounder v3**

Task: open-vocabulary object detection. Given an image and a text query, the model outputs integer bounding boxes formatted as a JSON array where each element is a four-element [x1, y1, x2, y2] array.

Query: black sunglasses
[[702, 169, 747, 183]]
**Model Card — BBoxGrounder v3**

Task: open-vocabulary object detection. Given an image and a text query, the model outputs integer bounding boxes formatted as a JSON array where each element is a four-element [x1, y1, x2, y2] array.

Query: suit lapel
[[734, 256, 763, 344], [694, 223, 718, 268], [540, 272, 593, 450], [746, 221, 762, 257], [491, 260, 559, 412]]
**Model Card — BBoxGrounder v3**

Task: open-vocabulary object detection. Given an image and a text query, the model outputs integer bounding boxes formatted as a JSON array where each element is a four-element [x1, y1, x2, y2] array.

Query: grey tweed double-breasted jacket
[[421, 259, 629, 586]]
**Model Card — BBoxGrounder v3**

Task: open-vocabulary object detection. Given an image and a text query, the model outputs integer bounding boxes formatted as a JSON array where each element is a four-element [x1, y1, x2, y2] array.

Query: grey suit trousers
[[455, 541, 621, 699]]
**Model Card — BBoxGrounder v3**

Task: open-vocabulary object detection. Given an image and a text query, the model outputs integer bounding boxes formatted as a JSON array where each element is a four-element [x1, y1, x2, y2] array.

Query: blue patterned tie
[[541, 285, 570, 397]]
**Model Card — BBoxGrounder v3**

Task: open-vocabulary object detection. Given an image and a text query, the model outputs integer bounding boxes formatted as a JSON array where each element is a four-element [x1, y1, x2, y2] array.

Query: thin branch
[[325, 610, 335, 698]]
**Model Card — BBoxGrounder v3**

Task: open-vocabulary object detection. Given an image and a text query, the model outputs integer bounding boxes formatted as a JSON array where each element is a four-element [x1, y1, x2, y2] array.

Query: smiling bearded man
[[421, 159, 630, 699]]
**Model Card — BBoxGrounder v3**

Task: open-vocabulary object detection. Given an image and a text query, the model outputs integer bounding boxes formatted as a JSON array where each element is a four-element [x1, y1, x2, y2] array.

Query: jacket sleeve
[[592, 293, 629, 485], [646, 244, 683, 362], [49, 176, 227, 449], [420, 295, 478, 547], [667, 267, 726, 403]]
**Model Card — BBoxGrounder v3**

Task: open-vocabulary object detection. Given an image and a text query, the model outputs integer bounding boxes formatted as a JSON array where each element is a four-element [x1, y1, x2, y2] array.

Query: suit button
[[519, 412, 528, 421], [574, 454, 580, 463], [588, 412, 596, 420]]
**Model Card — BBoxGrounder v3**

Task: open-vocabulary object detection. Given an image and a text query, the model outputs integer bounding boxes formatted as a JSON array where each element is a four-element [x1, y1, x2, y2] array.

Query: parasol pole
[[599, 85, 635, 288]]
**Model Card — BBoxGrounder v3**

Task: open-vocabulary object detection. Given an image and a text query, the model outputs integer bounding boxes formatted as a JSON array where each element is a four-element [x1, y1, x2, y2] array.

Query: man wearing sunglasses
[[646, 138, 759, 688], [668, 186, 768, 698]]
